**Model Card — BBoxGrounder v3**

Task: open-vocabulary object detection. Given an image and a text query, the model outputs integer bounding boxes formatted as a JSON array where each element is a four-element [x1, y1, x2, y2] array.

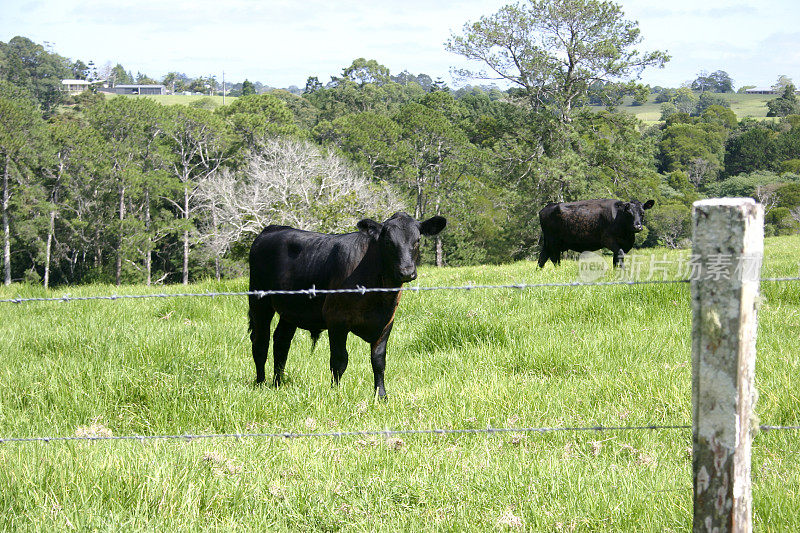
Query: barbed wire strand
[[2, 276, 798, 306], [0, 424, 690, 444], [0, 424, 798, 445]]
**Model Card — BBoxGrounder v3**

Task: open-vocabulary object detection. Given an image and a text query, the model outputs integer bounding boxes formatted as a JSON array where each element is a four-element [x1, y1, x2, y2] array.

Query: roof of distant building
[[114, 84, 166, 88]]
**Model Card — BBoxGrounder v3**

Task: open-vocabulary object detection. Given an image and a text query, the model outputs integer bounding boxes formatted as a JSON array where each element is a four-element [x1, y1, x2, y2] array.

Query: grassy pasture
[[108, 94, 235, 109], [590, 93, 776, 126], [0, 237, 798, 531], [118, 92, 777, 125]]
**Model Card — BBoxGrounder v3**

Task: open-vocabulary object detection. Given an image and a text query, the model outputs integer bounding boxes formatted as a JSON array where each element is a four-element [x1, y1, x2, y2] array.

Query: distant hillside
[[589, 93, 776, 125]]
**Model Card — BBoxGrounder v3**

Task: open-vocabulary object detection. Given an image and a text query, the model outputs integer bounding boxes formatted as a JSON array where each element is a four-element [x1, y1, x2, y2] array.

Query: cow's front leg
[[612, 247, 625, 269], [370, 322, 394, 401], [328, 328, 349, 387]]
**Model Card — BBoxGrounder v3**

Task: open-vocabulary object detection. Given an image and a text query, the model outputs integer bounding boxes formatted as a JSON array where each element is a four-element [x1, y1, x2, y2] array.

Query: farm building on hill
[[99, 84, 166, 95], [744, 87, 776, 95], [61, 79, 91, 94]]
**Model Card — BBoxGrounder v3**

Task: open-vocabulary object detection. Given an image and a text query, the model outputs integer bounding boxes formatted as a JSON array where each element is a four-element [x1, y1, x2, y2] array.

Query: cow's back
[[540, 199, 619, 248], [249, 225, 367, 292]]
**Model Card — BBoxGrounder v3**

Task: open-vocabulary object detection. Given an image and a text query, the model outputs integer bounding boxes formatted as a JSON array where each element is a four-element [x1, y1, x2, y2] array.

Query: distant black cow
[[248, 212, 446, 399], [538, 199, 654, 268]]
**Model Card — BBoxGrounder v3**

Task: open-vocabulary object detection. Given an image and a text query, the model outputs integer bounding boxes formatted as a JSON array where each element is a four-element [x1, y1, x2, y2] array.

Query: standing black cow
[[538, 199, 654, 268], [248, 212, 446, 399]]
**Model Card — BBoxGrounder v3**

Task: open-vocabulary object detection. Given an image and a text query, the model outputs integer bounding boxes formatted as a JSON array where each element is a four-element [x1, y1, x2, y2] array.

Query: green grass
[[590, 93, 778, 126], [1, 237, 799, 531], [109, 94, 236, 109]]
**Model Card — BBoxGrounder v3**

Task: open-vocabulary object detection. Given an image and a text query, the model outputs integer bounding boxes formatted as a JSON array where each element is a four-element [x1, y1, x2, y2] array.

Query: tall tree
[[341, 58, 391, 85], [0, 93, 45, 284], [0, 36, 71, 114], [394, 102, 482, 265], [446, 0, 669, 122], [162, 106, 233, 284], [241, 79, 256, 96], [766, 84, 799, 118], [87, 97, 166, 284]]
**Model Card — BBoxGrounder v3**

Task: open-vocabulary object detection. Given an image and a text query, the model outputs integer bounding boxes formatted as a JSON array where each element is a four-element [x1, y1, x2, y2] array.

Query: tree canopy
[[446, 0, 669, 121]]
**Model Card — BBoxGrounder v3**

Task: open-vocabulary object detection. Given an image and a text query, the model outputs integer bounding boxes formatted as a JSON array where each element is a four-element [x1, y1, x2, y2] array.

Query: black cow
[[538, 199, 654, 268], [248, 212, 446, 399]]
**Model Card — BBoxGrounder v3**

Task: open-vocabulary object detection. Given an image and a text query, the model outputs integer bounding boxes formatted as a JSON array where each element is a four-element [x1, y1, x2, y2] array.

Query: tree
[[304, 76, 322, 94], [0, 93, 46, 284], [393, 103, 483, 265], [672, 87, 698, 114], [162, 72, 190, 94], [341, 58, 391, 85], [109, 63, 134, 86], [241, 79, 256, 96], [216, 94, 299, 150], [694, 92, 730, 116], [87, 97, 167, 285], [691, 70, 733, 93], [162, 106, 233, 284], [772, 75, 794, 94], [766, 84, 799, 117], [446, 0, 668, 122], [0, 36, 71, 114], [724, 127, 777, 176], [647, 203, 690, 248], [71, 60, 90, 80], [658, 122, 727, 182], [194, 138, 404, 278], [315, 112, 402, 178], [700, 105, 738, 129]]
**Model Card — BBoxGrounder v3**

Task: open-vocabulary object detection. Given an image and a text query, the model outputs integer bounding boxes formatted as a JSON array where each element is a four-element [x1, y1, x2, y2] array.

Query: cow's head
[[357, 212, 447, 283], [622, 199, 654, 232]]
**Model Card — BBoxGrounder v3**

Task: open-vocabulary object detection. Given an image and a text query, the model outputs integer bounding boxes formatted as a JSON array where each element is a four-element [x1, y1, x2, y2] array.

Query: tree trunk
[[115, 185, 125, 285], [2, 155, 11, 286], [211, 201, 221, 281], [144, 188, 151, 286], [44, 208, 55, 289], [435, 236, 444, 267], [183, 185, 189, 285]]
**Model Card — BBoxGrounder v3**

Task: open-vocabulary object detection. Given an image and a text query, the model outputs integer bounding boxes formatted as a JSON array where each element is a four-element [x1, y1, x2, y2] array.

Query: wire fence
[[0, 273, 797, 446], [1, 424, 798, 446], [1, 276, 798, 306]]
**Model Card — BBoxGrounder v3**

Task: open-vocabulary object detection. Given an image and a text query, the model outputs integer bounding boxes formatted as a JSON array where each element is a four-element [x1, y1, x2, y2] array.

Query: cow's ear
[[357, 218, 382, 240], [643, 199, 655, 210], [420, 216, 447, 236]]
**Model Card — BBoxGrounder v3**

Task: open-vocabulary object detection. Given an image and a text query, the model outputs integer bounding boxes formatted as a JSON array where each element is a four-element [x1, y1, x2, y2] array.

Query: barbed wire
[[2, 276, 798, 305], [1, 423, 798, 446], [0, 424, 691, 444], [0, 278, 693, 305]]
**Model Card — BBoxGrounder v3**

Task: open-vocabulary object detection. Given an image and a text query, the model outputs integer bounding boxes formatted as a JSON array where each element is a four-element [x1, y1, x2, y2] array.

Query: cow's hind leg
[[537, 234, 549, 267], [249, 296, 274, 385], [328, 328, 349, 387], [537, 245, 549, 268], [549, 245, 562, 266], [272, 319, 297, 387]]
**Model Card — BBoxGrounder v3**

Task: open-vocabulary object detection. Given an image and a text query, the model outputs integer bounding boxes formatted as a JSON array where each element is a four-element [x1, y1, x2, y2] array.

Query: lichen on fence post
[[691, 198, 763, 533]]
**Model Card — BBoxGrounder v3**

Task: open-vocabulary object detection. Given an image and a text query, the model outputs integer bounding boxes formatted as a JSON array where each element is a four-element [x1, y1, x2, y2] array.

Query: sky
[[2, 0, 799, 90]]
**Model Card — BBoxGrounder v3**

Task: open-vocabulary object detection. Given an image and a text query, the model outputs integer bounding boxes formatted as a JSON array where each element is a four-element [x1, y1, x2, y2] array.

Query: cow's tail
[[310, 330, 321, 353]]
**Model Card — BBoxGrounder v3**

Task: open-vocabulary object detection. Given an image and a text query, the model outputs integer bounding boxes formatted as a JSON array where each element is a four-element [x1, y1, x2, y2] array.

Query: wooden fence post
[[691, 198, 764, 532]]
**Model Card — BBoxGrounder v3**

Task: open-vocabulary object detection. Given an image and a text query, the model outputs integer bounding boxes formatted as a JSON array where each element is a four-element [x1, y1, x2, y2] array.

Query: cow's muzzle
[[633, 224, 643, 232], [399, 269, 417, 283]]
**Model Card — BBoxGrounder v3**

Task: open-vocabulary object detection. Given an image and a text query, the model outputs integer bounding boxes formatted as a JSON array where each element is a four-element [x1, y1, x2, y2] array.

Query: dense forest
[[2, 0, 800, 287]]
